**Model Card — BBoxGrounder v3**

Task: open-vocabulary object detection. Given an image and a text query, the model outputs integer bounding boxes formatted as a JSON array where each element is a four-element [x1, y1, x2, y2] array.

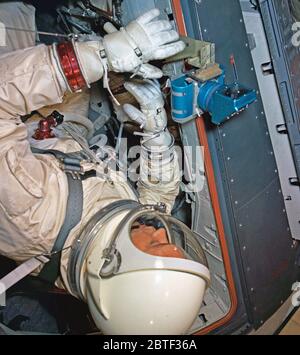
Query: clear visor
[[130, 214, 208, 266], [100, 208, 210, 283]]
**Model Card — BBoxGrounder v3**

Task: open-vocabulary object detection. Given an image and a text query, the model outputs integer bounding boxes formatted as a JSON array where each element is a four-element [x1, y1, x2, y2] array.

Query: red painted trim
[[171, 0, 239, 335]]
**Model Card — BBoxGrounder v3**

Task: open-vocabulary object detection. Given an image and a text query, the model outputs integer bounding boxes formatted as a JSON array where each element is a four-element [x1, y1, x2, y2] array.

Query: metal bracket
[[276, 124, 288, 134], [289, 177, 300, 187]]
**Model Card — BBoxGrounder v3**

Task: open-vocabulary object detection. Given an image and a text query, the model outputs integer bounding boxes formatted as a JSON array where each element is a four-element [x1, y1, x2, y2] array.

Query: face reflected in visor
[[131, 224, 186, 259], [99, 204, 209, 282]]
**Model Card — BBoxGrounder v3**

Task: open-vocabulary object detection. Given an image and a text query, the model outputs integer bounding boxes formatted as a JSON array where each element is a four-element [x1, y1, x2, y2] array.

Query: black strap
[[31, 147, 85, 284]]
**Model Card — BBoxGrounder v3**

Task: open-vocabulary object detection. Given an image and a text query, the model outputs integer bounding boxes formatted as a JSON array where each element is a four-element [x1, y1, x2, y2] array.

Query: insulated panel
[[259, 0, 300, 181], [180, 0, 300, 329]]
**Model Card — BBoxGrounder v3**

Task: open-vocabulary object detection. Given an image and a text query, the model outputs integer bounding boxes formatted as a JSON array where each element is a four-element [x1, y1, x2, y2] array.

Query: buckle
[[134, 47, 143, 58], [59, 157, 84, 180], [65, 170, 84, 181], [100, 49, 107, 59]]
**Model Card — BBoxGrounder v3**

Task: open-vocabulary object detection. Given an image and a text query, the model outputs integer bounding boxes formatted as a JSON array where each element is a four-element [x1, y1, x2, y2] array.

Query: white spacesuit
[[0, 2, 210, 335]]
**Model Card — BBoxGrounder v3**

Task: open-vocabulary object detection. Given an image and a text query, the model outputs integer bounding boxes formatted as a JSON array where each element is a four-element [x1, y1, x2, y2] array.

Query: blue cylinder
[[171, 76, 195, 122]]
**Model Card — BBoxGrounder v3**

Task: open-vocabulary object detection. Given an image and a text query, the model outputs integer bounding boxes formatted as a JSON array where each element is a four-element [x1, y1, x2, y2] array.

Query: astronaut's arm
[[0, 45, 69, 260], [123, 81, 180, 213], [138, 148, 181, 214], [0, 45, 68, 121]]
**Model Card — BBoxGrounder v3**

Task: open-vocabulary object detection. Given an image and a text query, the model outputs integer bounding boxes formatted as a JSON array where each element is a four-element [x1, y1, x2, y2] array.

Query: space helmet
[[68, 200, 210, 335]]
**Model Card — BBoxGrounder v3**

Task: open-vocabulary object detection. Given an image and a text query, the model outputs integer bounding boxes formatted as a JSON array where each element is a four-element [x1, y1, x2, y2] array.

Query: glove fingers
[[123, 104, 147, 126], [143, 79, 162, 96], [125, 82, 153, 103], [137, 8, 160, 25], [144, 79, 161, 94], [147, 20, 172, 35], [136, 64, 163, 79], [153, 30, 180, 47], [152, 40, 186, 60], [125, 80, 161, 101]]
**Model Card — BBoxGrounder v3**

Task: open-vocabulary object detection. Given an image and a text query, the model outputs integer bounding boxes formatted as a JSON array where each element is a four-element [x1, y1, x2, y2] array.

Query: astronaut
[[0, 2, 210, 335]]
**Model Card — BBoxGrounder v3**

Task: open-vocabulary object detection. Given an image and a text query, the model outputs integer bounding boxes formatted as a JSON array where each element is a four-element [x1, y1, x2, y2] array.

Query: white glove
[[65, 8, 185, 97], [123, 79, 174, 178], [102, 8, 185, 79], [123, 80, 171, 147], [73, 41, 105, 85], [124, 80, 180, 209], [58, 9, 184, 89]]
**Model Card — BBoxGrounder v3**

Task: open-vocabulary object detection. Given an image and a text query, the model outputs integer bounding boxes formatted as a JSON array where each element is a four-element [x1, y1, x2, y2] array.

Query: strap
[[0, 256, 50, 293], [31, 147, 85, 284], [120, 27, 143, 62], [98, 51, 121, 107], [38, 172, 83, 284]]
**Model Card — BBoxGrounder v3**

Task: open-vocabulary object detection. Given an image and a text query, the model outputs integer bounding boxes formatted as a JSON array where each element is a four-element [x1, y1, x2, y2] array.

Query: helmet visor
[[130, 214, 208, 267], [100, 209, 209, 283]]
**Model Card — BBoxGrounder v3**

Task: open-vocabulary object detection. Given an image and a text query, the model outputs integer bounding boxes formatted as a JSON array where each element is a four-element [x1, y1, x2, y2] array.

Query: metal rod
[[4, 26, 72, 39], [230, 54, 239, 83]]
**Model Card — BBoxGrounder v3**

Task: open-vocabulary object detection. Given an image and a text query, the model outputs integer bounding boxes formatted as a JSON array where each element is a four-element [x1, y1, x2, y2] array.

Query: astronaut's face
[[131, 224, 185, 259]]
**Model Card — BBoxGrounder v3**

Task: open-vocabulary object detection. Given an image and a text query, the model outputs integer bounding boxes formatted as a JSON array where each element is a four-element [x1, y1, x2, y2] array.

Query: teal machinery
[[171, 63, 257, 125]]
